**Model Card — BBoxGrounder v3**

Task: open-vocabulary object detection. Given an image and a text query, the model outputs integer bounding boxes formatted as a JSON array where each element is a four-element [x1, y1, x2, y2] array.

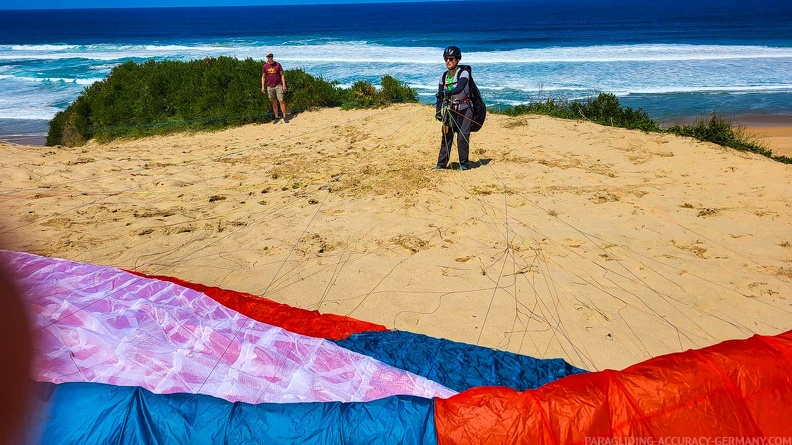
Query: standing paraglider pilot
[[434, 45, 471, 170]]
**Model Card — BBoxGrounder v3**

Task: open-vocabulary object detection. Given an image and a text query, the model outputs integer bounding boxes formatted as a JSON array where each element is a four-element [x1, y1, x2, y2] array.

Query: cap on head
[[443, 46, 461, 60], [266, 52, 273, 57]]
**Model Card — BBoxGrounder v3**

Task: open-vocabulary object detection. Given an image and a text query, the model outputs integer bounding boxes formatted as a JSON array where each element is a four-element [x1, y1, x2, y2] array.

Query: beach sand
[[1, 103, 790, 371], [745, 125, 792, 158]]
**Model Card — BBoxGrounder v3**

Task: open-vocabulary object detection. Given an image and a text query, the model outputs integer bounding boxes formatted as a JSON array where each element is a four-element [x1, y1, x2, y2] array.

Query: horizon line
[[0, 0, 491, 11]]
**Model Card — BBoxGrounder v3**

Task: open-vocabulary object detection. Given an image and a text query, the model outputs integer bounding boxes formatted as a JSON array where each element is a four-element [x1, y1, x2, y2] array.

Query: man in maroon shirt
[[261, 52, 288, 123]]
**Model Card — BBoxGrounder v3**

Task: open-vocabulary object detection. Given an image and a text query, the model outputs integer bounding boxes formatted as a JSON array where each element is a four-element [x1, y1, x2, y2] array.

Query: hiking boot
[[459, 164, 469, 171], [273, 117, 280, 124], [432, 165, 446, 170]]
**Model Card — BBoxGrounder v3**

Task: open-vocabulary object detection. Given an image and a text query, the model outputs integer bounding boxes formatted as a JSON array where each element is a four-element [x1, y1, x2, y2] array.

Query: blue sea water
[[1, 0, 791, 144]]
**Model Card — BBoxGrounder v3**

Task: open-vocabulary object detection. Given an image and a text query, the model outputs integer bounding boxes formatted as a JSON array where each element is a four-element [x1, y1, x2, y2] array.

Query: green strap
[[445, 70, 456, 90]]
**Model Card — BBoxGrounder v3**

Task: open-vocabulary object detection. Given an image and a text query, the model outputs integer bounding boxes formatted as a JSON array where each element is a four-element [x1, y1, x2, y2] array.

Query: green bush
[[499, 99, 576, 120], [46, 57, 416, 146], [496, 93, 658, 132], [573, 93, 659, 132], [286, 68, 345, 111], [344, 80, 385, 109], [665, 113, 768, 154], [495, 93, 789, 164], [341, 76, 416, 110], [380, 75, 418, 103]]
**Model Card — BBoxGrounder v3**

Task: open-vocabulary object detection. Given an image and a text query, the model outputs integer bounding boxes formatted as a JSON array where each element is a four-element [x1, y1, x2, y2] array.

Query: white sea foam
[[3, 75, 103, 85], [8, 44, 79, 52], [0, 107, 60, 120], [469, 82, 792, 96], [469, 45, 792, 64], [0, 78, 77, 120], [3, 42, 792, 64], [2, 41, 792, 120]]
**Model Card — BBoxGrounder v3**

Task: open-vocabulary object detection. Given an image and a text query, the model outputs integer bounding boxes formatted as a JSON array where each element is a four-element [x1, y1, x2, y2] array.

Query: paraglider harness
[[438, 64, 486, 133]]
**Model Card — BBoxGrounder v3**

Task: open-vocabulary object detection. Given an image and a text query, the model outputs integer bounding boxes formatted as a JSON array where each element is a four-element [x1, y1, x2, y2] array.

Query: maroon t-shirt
[[262, 61, 283, 87]]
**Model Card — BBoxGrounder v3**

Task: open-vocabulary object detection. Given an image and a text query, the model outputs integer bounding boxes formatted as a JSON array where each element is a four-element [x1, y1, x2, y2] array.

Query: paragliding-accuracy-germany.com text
[[585, 437, 792, 445]]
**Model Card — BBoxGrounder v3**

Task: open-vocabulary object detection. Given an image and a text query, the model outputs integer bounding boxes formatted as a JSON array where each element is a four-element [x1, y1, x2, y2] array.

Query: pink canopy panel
[[2, 250, 455, 404]]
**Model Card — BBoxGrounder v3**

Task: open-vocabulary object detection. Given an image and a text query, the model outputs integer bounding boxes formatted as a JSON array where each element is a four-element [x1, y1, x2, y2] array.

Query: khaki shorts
[[266, 85, 284, 101]]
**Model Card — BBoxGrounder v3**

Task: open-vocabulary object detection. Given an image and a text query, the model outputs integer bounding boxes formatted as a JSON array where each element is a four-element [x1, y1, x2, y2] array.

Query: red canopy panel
[[128, 271, 387, 340]]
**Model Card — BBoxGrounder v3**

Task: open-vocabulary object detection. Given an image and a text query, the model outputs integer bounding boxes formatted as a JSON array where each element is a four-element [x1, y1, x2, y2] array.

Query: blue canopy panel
[[26, 382, 437, 445], [334, 330, 587, 392]]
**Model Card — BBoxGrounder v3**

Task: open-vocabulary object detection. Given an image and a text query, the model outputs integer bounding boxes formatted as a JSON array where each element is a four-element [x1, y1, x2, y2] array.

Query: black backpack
[[443, 64, 486, 132]]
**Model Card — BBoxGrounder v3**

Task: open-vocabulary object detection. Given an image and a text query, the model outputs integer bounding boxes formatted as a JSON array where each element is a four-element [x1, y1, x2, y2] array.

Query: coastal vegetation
[[47, 57, 787, 164], [495, 94, 790, 164], [498, 93, 660, 132], [46, 57, 416, 146]]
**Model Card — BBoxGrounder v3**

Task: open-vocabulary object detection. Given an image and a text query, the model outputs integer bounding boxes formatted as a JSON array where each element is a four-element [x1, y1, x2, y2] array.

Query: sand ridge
[[1, 103, 790, 371]]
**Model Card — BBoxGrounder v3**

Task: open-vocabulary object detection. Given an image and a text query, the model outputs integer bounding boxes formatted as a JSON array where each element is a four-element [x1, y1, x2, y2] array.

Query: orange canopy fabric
[[435, 330, 792, 444]]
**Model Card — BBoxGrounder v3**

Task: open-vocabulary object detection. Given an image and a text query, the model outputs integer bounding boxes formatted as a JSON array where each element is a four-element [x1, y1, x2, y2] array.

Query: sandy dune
[[1, 103, 790, 371]]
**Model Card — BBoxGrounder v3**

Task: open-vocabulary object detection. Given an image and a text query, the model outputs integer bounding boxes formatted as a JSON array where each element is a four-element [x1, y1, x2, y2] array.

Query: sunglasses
[[444, 57, 457, 61]]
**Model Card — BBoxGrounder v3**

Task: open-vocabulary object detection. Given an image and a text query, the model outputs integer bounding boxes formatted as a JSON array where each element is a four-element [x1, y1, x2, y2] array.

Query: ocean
[[1, 0, 791, 145]]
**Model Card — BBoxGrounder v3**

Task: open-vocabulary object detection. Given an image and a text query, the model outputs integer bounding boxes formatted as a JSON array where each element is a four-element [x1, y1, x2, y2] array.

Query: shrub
[[497, 93, 657, 131], [665, 114, 787, 161], [495, 94, 788, 163], [344, 80, 385, 109], [499, 99, 576, 120], [573, 93, 659, 132], [46, 57, 415, 146], [379, 75, 418, 103], [341, 76, 416, 110], [286, 68, 345, 111]]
